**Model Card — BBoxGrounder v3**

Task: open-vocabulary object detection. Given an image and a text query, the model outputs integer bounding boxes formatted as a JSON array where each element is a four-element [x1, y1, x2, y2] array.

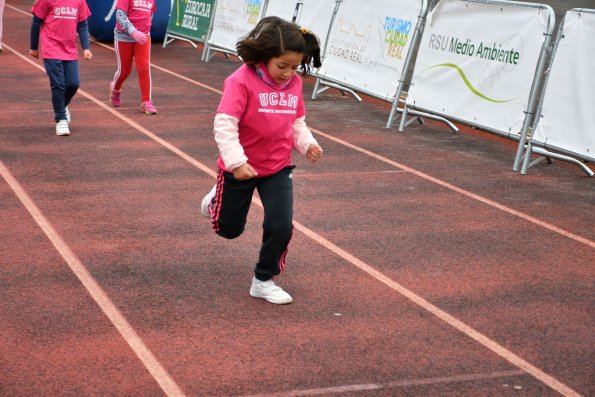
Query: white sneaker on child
[[200, 184, 216, 217], [65, 106, 71, 123], [55, 120, 70, 136], [250, 277, 293, 304]]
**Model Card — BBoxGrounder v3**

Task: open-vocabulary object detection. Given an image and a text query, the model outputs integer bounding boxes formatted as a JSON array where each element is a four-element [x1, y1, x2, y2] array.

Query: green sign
[[166, 0, 215, 42]]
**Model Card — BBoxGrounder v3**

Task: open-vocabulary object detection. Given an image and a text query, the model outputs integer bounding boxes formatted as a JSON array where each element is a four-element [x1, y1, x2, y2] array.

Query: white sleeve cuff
[[292, 116, 318, 155], [213, 113, 248, 171]]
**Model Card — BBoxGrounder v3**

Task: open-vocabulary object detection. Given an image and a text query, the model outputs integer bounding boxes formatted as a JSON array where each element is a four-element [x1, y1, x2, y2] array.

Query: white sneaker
[[65, 106, 71, 123], [200, 184, 216, 217], [250, 277, 293, 304], [55, 120, 70, 136]]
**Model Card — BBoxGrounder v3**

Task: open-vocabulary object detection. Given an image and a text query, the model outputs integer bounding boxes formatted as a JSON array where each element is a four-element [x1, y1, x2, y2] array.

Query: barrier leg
[[386, 99, 399, 129], [163, 33, 197, 49], [311, 77, 321, 100], [520, 143, 533, 175], [522, 145, 594, 177], [403, 109, 458, 132], [513, 123, 532, 172], [398, 104, 409, 132], [404, 115, 424, 127], [201, 44, 210, 62], [385, 110, 395, 129], [317, 81, 361, 102], [528, 156, 549, 168]]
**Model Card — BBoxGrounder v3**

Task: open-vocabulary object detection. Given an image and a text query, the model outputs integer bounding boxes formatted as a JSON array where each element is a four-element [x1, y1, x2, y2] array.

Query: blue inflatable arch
[[87, 0, 171, 42]]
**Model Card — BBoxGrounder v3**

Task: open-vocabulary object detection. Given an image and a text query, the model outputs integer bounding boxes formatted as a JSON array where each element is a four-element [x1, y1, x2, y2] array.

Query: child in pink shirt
[[109, 0, 157, 114], [29, 0, 93, 136], [201, 16, 323, 305]]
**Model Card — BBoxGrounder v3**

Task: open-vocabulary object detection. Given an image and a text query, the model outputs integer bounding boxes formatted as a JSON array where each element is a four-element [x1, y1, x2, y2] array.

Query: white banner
[[263, 0, 337, 51], [407, 0, 549, 135], [533, 9, 595, 161], [316, 0, 422, 100], [209, 0, 266, 52]]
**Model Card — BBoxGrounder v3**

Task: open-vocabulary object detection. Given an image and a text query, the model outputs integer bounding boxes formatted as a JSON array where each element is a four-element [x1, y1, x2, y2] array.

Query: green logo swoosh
[[427, 63, 515, 103]]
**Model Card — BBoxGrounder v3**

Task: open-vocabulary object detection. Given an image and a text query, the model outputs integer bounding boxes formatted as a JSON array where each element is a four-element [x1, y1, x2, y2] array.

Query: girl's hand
[[131, 30, 147, 45], [29, 49, 39, 58], [233, 163, 258, 180], [306, 144, 323, 163], [83, 49, 93, 60]]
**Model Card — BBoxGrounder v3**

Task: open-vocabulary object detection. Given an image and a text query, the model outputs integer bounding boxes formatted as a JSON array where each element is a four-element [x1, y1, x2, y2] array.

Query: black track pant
[[210, 166, 294, 281]]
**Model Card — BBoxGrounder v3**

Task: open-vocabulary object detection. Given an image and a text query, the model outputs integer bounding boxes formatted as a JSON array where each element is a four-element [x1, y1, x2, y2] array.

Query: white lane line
[[3, 37, 585, 397], [241, 369, 526, 396], [294, 170, 406, 178], [3, 45, 217, 178], [310, 128, 595, 249], [0, 161, 186, 397], [290, 221, 581, 397]]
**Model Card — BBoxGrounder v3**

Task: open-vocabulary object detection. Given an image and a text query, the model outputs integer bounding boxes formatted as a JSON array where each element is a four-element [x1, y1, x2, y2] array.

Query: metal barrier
[[311, 0, 428, 118], [394, 0, 554, 146], [518, 8, 595, 177]]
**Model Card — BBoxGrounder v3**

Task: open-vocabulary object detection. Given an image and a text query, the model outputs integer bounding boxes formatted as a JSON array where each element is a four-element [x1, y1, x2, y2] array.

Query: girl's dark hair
[[236, 16, 322, 76]]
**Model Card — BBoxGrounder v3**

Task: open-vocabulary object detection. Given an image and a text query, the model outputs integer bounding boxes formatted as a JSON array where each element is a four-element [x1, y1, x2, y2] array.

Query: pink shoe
[[140, 100, 158, 115], [110, 83, 121, 107]]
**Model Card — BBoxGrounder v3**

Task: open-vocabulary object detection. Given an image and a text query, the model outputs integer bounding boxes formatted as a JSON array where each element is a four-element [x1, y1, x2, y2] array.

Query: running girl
[[201, 16, 323, 305]]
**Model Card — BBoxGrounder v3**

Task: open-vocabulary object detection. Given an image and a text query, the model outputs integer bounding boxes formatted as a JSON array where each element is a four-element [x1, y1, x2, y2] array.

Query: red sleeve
[[31, 0, 48, 20], [116, 0, 130, 12], [78, 0, 91, 22]]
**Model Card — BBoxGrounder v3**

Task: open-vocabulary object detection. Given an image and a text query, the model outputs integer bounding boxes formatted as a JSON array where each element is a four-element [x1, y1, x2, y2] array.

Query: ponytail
[[299, 28, 321, 76]]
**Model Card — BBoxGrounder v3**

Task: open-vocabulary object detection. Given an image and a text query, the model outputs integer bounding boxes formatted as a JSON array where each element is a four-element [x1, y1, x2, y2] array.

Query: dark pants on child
[[44, 59, 80, 122], [210, 166, 294, 281]]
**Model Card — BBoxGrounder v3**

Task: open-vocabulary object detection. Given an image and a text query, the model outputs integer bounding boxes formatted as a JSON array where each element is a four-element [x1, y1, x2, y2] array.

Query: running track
[[0, 1, 593, 396]]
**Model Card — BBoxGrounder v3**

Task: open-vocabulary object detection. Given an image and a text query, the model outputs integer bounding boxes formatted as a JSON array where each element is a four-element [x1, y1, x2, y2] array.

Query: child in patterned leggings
[[110, 0, 157, 115]]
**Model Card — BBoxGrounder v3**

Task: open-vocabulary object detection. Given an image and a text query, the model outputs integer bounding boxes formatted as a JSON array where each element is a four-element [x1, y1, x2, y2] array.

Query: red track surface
[[1, 1, 593, 396]]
